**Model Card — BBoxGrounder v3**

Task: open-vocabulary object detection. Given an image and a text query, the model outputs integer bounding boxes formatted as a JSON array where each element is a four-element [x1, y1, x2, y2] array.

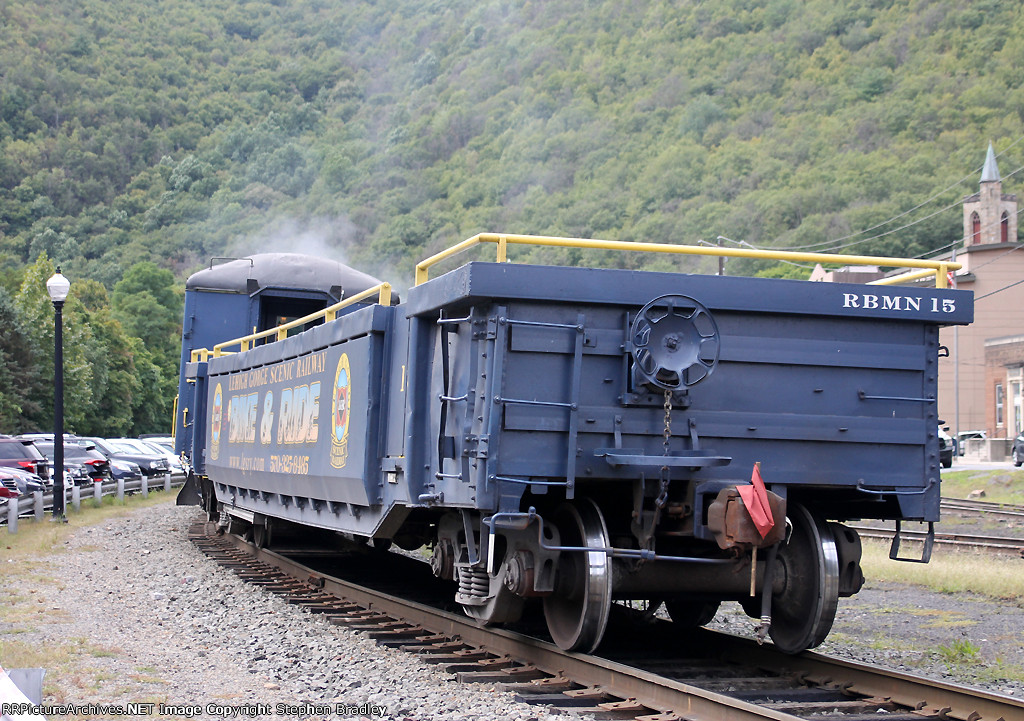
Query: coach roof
[[186, 253, 384, 297]]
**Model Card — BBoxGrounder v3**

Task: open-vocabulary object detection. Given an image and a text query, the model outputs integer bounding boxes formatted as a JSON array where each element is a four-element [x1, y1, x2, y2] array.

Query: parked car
[[57, 461, 93, 488], [0, 471, 21, 500], [109, 458, 143, 482], [139, 435, 175, 452], [1012, 432, 1024, 467], [111, 438, 184, 475], [938, 427, 954, 469], [0, 436, 51, 485], [6, 467, 45, 495], [33, 439, 113, 484], [77, 436, 170, 479], [956, 430, 987, 456]]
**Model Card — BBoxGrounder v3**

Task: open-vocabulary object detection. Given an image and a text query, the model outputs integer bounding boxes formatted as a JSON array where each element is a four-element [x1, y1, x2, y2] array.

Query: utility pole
[[951, 243, 959, 453]]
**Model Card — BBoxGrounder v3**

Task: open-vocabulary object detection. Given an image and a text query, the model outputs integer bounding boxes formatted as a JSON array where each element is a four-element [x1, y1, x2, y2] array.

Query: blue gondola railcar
[[177, 234, 972, 654]]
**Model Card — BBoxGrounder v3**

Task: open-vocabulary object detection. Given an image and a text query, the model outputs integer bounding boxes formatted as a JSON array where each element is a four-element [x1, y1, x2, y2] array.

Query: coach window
[[259, 295, 329, 341], [996, 383, 1004, 428]]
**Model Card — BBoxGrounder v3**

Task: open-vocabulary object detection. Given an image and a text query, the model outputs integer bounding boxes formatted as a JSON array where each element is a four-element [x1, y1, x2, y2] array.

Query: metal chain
[[662, 389, 672, 456], [656, 389, 672, 509]]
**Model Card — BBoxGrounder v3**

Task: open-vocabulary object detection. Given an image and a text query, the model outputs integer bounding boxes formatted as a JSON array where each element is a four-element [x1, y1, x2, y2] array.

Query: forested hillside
[[1, 0, 1021, 432]]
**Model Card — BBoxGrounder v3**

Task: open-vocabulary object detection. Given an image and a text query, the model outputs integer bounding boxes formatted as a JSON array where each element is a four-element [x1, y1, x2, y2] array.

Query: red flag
[[737, 462, 775, 538]]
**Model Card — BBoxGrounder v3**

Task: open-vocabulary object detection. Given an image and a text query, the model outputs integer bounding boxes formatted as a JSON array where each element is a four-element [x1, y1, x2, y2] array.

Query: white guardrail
[[1, 473, 186, 533]]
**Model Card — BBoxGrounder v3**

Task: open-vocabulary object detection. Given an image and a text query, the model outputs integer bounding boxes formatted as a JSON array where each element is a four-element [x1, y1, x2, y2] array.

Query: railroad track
[[850, 525, 1024, 556], [940, 497, 1024, 523], [190, 520, 1024, 721], [848, 496, 1024, 557]]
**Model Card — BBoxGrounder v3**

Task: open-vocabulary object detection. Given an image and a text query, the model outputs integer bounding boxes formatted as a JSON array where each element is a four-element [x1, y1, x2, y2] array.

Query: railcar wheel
[[665, 599, 721, 628], [769, 504, 840, 654], [543, 499, 613, 653]]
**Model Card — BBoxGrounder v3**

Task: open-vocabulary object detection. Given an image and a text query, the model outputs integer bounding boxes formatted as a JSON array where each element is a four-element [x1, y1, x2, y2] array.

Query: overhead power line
[[768, 135, 1024, 256]]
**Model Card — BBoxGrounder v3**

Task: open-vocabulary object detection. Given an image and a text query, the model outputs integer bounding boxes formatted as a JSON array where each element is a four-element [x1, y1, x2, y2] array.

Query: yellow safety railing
[[190, 282, 392, 362], [414, 232, 962, 289], [869, 269, 948, 286]]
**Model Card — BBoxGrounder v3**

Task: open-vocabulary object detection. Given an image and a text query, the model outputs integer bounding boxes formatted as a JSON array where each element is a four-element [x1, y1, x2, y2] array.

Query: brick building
[[982, 336, 1024, 456], [808, 144, 1023, 458], [935, 143, 1024, 459]]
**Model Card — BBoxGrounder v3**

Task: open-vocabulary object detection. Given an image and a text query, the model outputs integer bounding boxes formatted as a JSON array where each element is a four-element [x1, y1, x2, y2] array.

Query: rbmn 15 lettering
[[842, 293, 955, 313]]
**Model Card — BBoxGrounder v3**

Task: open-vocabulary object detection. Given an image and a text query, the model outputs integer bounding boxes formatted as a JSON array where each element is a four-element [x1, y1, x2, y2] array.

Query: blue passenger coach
[[174, 253, 386, 467], [177, 234, 972, 654]]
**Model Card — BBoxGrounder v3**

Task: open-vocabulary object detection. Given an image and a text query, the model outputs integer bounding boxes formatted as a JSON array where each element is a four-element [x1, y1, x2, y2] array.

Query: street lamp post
[[46, 268, 70, 521]]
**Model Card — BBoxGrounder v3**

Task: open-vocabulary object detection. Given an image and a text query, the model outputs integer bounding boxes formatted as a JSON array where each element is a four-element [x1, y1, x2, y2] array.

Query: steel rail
[[223, 531, 791, 720], [941, 497, 1024, 521], [716, 641, 1024, 721], [216, 528, 1024, 721]]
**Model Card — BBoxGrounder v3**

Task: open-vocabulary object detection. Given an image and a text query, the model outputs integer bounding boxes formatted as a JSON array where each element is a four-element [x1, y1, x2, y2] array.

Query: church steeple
[[963, 142, 1017, 247], [981, 141, 1000, 183]]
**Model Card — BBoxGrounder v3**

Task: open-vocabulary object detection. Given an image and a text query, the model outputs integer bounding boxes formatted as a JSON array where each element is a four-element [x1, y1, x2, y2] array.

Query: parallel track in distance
[[851, 496, 1024, 557], [851, 525, 1024, 556], [940, 497, 1024, 522]]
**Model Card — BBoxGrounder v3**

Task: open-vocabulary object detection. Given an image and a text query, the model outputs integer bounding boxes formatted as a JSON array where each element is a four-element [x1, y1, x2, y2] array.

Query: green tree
[[0, 287, 45, 431], [14, 254, 94, 433], [111, 262, 181, 358]]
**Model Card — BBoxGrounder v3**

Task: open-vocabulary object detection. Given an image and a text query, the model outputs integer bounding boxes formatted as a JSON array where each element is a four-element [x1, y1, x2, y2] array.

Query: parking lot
[[1, 434, 186, 527]]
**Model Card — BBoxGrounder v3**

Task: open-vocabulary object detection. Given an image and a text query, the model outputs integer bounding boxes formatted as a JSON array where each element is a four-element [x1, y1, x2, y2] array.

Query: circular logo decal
[[330, 354, 351, 468], [210, 382, 223, 461]]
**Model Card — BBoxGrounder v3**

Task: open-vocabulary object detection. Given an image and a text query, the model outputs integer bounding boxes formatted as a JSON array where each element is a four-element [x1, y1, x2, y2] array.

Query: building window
[[1013, 381, 1022, 435], [1001, 211, 1009, 243], [996, 383, 1004, 426], [972, 212, 981, 244]]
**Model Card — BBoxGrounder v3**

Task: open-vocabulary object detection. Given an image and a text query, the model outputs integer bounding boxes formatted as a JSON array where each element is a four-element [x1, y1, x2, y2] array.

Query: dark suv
[[0, 437, 51, 485], [33, 439, 113, 485]]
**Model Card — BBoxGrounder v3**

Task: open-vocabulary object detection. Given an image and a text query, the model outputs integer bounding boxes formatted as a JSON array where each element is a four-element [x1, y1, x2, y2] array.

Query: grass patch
[[973, 662, 1024, 685], [129, 673, 168, 685], [861, 539, 1024, 601], [941, 469, 1024, 504], [936, 638, 982, 666], [920, 618, 978, 630], [864, 634, 927, 654], [0, 639, 64, 670], [2, 490, 176, 565], [0, 637, 117, 680], [903, 608, 978, 629], [1, 493, 178, 702]]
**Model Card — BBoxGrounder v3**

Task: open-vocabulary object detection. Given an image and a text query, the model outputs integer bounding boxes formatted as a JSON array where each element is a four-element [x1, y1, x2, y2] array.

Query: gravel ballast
[[5, 503, 565, 721], [3, 500, 1021, 720]]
